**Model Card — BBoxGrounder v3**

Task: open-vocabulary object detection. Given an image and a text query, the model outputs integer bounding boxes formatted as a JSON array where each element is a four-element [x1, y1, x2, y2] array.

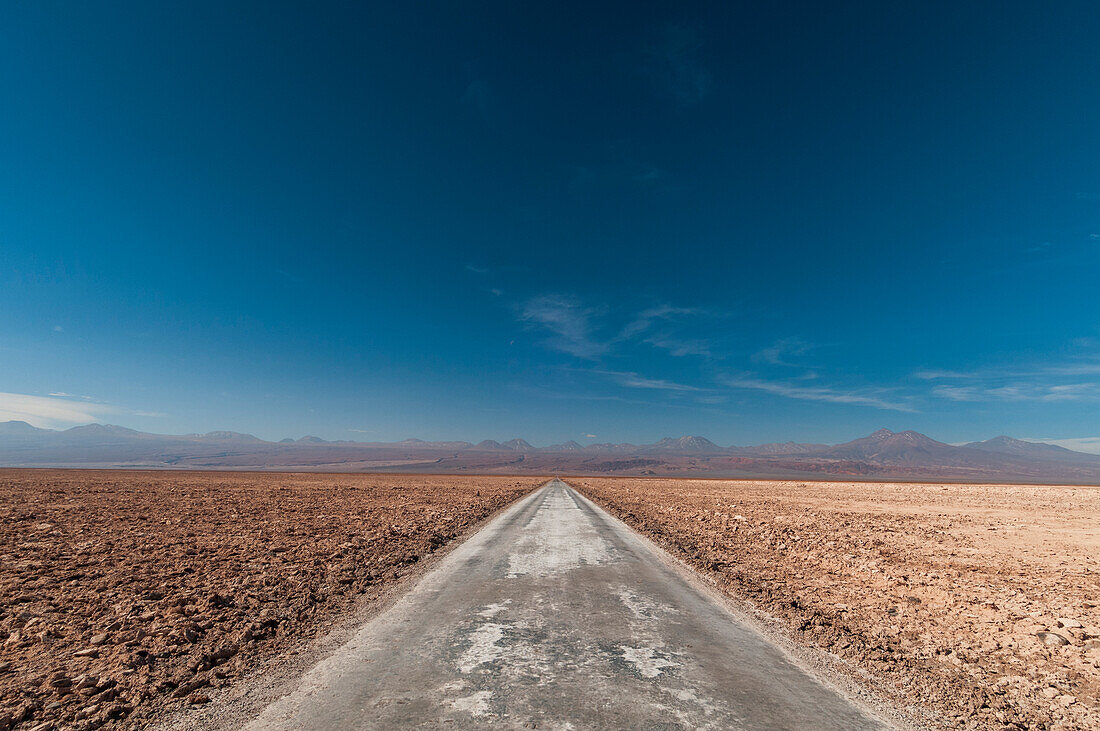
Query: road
[[247, 479, 886, 729]]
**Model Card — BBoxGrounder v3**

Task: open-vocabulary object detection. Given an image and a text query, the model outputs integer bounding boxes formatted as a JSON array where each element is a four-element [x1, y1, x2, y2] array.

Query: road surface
[[248, 479, 886, 729]]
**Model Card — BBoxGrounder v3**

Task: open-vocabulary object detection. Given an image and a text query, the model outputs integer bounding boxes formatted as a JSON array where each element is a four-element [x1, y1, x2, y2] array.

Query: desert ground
[[573, 477, 1100, 730], [0, 470, 541, 730], [2, 471, 1098, 730]]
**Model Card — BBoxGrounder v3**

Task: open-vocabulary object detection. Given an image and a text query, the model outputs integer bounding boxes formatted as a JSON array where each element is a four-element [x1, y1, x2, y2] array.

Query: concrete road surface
[[248, 479, 886, 730]]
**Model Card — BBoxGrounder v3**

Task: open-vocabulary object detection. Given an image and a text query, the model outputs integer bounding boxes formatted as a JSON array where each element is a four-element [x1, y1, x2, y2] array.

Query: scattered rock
[[187, 693, 210, 705], [1056, 617, 1082, 629], [1036, 631, 1070, 647], [88, 633, 108, 647]]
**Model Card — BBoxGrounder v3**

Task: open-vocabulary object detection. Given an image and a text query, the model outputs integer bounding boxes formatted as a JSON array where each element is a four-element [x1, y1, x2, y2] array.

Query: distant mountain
[[2, 421, 1099, 483], [67, 424, 146, 438], [0, 420, 49, 436], [963, 435, 1100, 464], [195, 430, 264, 442], [826, 428, 955, 463], [650, 435, 724, 453], [547, 440, 583, 451], [734, 441, 829, 456], [586, 442, 638, 453]]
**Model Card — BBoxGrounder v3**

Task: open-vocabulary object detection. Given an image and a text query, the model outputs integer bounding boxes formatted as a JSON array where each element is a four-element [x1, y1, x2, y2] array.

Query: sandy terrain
[[0, 469, 541, 730], [573, 477, 1100, 730]]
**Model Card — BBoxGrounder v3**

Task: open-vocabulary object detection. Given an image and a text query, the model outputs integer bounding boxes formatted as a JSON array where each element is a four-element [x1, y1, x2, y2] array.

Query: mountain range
[[1, 421, 1099, 483]]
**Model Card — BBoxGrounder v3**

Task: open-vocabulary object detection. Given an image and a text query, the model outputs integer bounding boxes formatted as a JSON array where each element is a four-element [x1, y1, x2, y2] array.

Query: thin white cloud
[[933, 383, 1100, 402], [592, 369, 704, 392], [0, 392, 165, 428], [518, 294, 608, 359], [918, 339, 1100, 402], [0, 392, 118, 429], [752, 337, 813, 366], [644, 335, 712, 357], [721, 376, 914, 411], [917, 362, 1100, 380], [618, 304, 699, 340]]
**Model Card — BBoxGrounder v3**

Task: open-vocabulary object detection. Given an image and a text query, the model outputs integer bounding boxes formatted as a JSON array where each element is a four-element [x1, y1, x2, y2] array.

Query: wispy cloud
[[720, 376, 914, 411], [517, 294, 608, 359], [752, 337, 813, 366], [644, 335, 713, 357], [618, 304, 698, 339], [916, 361, 1100, 380], [0, 392, 120, 429], [932, 383, 1100, 402], [517, 294, 725, 366], [592, 369, 704, 392], [619, 304, 719, 356], [919, 348, 1100, 403]]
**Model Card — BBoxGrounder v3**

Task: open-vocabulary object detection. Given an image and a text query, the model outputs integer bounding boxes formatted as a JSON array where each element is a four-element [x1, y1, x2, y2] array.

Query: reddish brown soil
[[574, 477, 1100, 730], [0, 469, 540, 730]]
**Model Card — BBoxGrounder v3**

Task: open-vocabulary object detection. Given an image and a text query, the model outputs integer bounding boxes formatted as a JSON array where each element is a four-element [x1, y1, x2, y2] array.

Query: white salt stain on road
[[619, 645, 677, 678], [458, 623, 507, 673], [617, 587, 674, 620], [478, 601, 510, 618], [448, 690, 493, 717], [507, 490, 613, 578]]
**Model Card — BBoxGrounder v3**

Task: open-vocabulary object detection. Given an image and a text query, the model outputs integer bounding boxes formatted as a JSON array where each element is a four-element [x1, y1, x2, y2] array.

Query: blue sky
[[2, 1, 1099, 449]]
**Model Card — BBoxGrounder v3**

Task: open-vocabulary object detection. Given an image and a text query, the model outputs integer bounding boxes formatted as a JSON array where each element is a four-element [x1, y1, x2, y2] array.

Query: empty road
[[248, 479, 885, 729]]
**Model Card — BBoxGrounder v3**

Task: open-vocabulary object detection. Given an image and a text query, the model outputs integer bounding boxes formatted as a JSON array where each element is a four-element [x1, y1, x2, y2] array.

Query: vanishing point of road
[[247, 479, 886, 729]]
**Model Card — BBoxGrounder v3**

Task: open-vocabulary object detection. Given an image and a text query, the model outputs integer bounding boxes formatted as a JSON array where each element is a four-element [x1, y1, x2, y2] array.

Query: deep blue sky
[[2, 1, 1099, 449]]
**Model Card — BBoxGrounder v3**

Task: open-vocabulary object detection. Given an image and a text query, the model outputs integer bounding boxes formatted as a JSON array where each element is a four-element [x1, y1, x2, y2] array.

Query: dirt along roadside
[[573, 477, 1100, 730], [0, 469, 542, 730]]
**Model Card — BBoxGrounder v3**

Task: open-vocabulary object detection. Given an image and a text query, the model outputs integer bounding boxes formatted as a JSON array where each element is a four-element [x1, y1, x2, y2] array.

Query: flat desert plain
[[3, 471, 1099, 730], [574, 477, 1100, 730], [0, 470, 541, 730]]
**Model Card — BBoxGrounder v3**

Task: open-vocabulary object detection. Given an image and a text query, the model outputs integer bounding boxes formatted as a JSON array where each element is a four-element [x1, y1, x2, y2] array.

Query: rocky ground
[[0, 469, 540, 730], [574, 478, 1100, 730]]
